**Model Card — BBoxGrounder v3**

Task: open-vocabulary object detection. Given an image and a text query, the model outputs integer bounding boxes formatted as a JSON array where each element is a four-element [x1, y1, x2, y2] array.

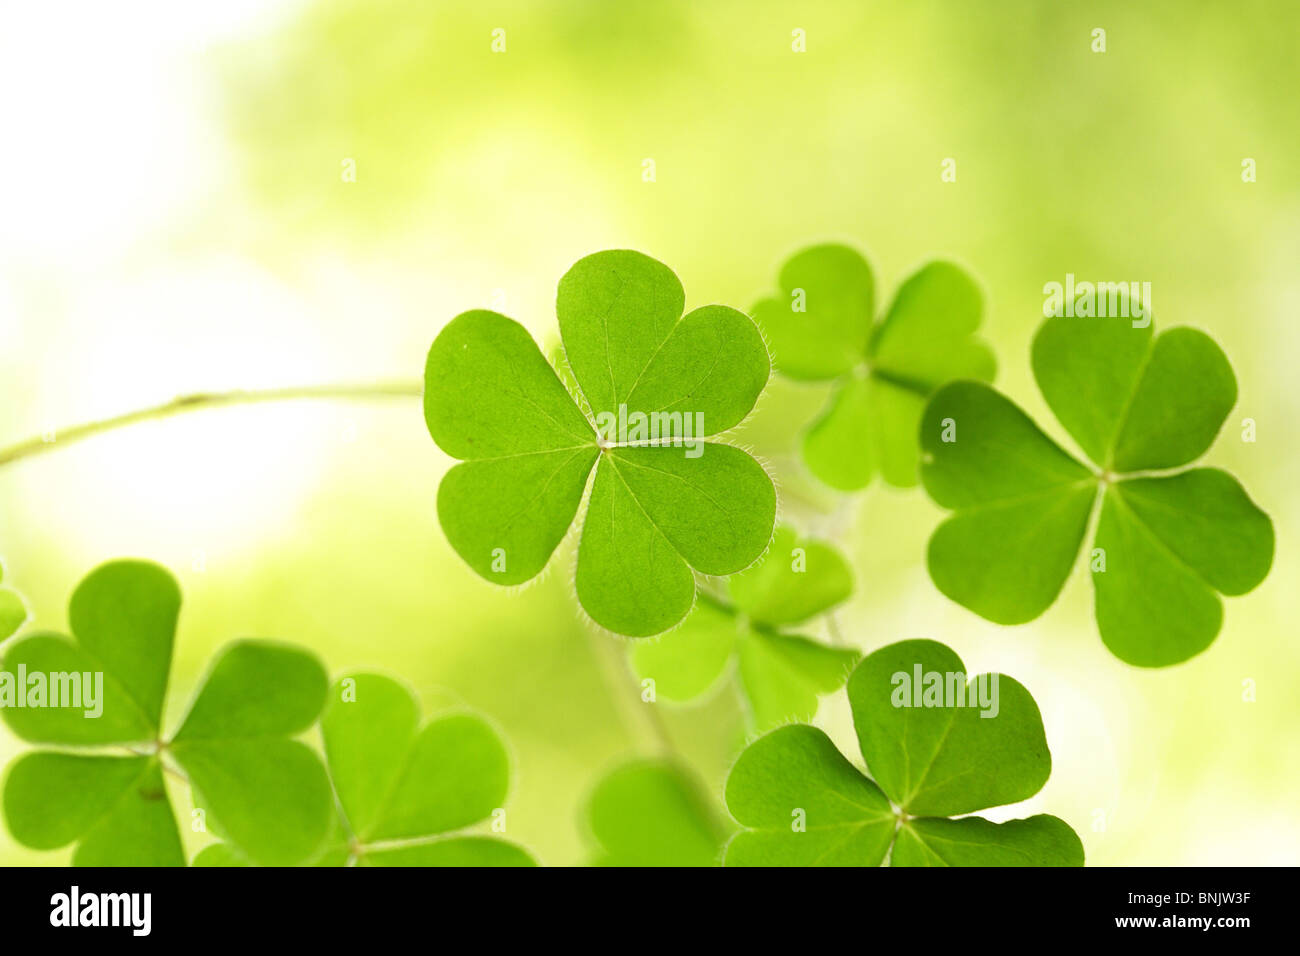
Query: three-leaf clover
[[425, 249, 776, 636], [724, 640, 1083, 866], [632, 525, 859, 730], [921, 314, 1274, 666], [0, 559, 28, 642], [196, 672, 536, 866], [584, 760, 728, 867], [751, 243, 995, 490], [1, 560, 334, 865]]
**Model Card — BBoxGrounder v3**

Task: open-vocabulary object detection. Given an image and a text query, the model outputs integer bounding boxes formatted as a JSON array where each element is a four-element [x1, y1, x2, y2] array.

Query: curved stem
[[0, 382, 424, 469]]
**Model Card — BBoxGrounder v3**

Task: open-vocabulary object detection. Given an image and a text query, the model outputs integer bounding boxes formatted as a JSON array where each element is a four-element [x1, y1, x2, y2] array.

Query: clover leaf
[[631, 525, 859, 729], [1, 560, 334, 865], [724, 640, 1083, 866], [425, 249, 776, 637], [752, 244, 995, 490], [584, 760, 728, 866], [922, 314, 1274, 666], [0, 559, 28, 642], [195, 672, 536, 866]]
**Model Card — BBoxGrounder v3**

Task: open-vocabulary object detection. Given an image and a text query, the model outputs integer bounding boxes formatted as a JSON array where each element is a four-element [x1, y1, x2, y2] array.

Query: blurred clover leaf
[[425, 249, 776, 637], [725, 639, 1083, 866], [195, 672, 536, 867], [752, 244, 995, 490], [632, 525, 859, 730], [922, 314, 1274, 666], [0, 560, 29, 642], [585, 760, 729, 866], [1, 560, 333, 866]]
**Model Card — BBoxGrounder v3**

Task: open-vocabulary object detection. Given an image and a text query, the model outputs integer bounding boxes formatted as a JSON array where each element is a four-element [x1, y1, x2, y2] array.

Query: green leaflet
[[725, 724, 896, 867], [724, 640, 1083, 867], [629, 599, 737, 701], [923, 316, 1273, 666], [729, 526, 854, 624], [425, 250, 776, 637], [5, 754, 184, 866], [180, 739, 332, 866], [172, 641, 327, 742], [0, 560, 334, 867], [2, 634, 163, 744], [751, 244, 875, 381], [737, 632, 860, 731], [69, 560, 178, 731], [577, 445, 775, 636], [196, 673, 536, 867], [753, 244, 995, 490], [921, 381, 1096, 625], [319, 672, 420, 837], [585, 760, 728, 866], [890, 815, 1085, 867], [848, 640, 1049, 816], [167, 641, 334, 867], [630, 526, 858, 730], [1094, 471, 1273, 666], [0, 560, 27, 642]]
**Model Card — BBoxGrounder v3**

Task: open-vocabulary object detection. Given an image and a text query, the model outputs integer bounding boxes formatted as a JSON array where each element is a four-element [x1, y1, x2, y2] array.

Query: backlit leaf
[[736, 631, 859, 731], [629, 600, 737, 702], [756, 246, 994, 490], [925, 318, 1272, 664], [724, 724, 895, 867], [587, 761, 726, 867], [724, 641, 1079, 866], [4, 753, 184, 866], [729, 525, 853, 625], [891, 814, 1084, 867], [363, 712, 509, 842], [68, 560, 179, 733], [0, 586, 26, 642], [321, 672, 420, 837], [749, 243, 874, 381], [427, 251, 775, 636], [921, 382, 1095, 624], [849, 640, 1050, 816], [176, 739, 332, 867], [172, 640, 328, 742], [628, 527, 855, 728]]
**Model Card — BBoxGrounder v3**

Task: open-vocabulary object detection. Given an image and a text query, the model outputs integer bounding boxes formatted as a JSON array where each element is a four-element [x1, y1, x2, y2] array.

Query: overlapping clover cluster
[[0, 243, 1271, 867]]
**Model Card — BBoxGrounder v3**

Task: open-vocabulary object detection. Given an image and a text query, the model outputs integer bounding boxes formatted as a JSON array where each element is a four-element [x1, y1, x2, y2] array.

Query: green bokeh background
[[1, 0, 1296, 865]]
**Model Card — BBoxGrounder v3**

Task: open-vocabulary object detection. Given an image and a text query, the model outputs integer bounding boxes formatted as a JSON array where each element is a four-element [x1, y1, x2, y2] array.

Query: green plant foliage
[[752, 244, 995, 490], [425, 249, 776, 637], [0, 560, 28, 642], [922, 315, 1274, 666], [584, 760, 728, 866], [631, 525, 859, 729], [724, 640, 1083, 866], [1, 560, 333, 866], [195, 672, 536, 866]]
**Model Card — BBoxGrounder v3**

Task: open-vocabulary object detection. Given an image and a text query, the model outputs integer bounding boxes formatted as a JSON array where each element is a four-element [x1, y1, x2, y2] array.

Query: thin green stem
[[586, 625, 677, 757], [0, 382, 424, 469], [825, 611, 846, 646]]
